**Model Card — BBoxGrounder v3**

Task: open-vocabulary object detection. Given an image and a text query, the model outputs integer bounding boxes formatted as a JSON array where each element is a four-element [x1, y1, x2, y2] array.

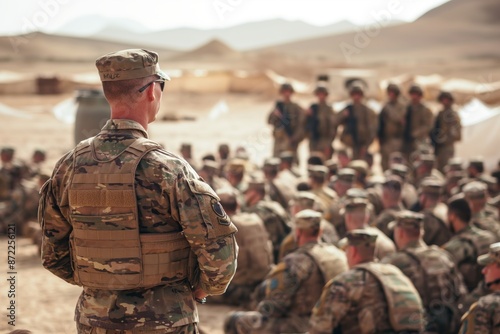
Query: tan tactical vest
[[68, 137, 194, 290], [356, 262, 424, 332], [231, 212, 272, 285], [291, 243, 348, 316]]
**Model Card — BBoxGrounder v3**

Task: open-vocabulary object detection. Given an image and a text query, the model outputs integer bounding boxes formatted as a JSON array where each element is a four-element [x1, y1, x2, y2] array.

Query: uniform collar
[[102, 119, 149, 138]]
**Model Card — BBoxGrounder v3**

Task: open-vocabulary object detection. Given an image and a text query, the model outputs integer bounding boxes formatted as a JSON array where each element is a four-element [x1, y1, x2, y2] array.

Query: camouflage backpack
[[356, 262, 425, 332]]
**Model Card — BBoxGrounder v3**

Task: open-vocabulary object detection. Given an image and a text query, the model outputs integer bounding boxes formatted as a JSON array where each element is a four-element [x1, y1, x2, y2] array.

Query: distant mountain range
[[54, 16, 403, 51]]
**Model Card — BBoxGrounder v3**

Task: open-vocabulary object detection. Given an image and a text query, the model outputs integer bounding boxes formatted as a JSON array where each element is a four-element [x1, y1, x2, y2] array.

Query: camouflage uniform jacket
[[267, 101, 306, 144], [309, 261, 397, 334], [338, 103, 378, 147], [373, 204, 404, 239], [378, 100, 406, 142], [381, 240, 467, 333], [469, 291, 500, 334], [432, 107, 462, 147], [257, 242, 329, 320], [306, 102, 338, 148], [405, 102, 434, 142], [442, 225, 497, 291], [472, 210, 500, 241], [39, 119, 238, 330]]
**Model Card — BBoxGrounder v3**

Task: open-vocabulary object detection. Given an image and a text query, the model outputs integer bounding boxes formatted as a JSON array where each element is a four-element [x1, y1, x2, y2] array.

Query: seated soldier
[[208, 189, 273, 309], [224, 210, 347, 334], [309, 229, 424, 334]]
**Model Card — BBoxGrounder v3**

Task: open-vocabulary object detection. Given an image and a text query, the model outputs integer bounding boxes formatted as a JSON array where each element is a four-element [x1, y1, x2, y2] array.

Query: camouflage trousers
[[434, 145, 454, 173], [309, 139, 334, 160], [208, 283, 259, 309], [77, 323, 199, 334], [224, 311, 310, 334], [380, 139, 404, 171]]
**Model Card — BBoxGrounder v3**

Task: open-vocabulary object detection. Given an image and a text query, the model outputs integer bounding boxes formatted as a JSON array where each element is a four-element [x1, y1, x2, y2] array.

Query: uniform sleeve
[[38, 153, 77, 285], [291, 105, 306, 144], [473, 297, 496, 334], [257, 253, 314, 317], [309, 278, 352, 334], [442, 239, 472, 266], [173, 175, 238, 295]]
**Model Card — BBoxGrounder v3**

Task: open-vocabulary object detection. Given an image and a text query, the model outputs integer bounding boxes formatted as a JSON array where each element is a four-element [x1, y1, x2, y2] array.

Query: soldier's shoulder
[[231, 212, 263, 226], [381, 251, 411, 266], [442, 236, 469, 253], [140, 148, 198, 179], [477, 292, 500, 310]]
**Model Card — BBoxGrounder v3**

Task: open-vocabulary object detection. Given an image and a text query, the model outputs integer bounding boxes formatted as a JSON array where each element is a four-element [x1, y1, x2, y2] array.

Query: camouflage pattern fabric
[[309, 262, 421, 334], [422, 206, 453, 246], [267, 101, 305, 158], [338, 103, 378, 159], [442, 225, 497, 291], [472, 210, 500, 241], [378, 99, 406, 170], [402, 102, 434, 159], [306, 102, 337, 158], [77, 322, 200, 333], [381, 240, 467, 333], [432, 107, 462, 172], [459, 291, 500, 334], [39, 119, 238, 331]]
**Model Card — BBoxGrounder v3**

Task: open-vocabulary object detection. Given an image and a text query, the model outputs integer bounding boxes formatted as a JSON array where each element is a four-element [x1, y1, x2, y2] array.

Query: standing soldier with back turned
[[268, 83, 306, 162], [39, 49, 238, 334]]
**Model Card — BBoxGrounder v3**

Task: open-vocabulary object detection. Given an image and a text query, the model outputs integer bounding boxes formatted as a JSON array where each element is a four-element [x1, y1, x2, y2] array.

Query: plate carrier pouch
[[356, 262, 424, 332], [68, 137, 193, 290], [302, 243, 348, 283]]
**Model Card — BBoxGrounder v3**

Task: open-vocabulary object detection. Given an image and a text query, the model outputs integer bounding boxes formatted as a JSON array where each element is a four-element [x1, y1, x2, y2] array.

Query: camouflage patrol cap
[[348, 160, 369, 175], [339, 229, 378, 249], [419, 177, 443, 195], [446, 171, 466, 183], [246, 173, 266, 192], [294, 209, 322, 230], [202, 159, 219, 171], [180, 143, 192, 151], [33, 149, 46, 156], [408, 85, 423, 96], [477, 242, 500, 266], [314, 85, 329, 95], [218, 143, 230, 153], [386, 83, 401, 95], [263, 157, 280, 168], [344, 197, 369, 211], [390, 163, 409, 179], [336, 168, 356, 183], [349, 85, 364, 95], [437, 91, 454, 102], [414, 154, 435, 168], [293, 191, 317, 208], [383, 175, 403, 192], [388, 210, 424, 230], [280, 83, 295, 93], [95, 49, 170, 82], [279, 151, 295, 162], [308, 165, 329, 179], [479, 174, 497, 187], [463, 181, 488, 199], [325, 159, 338, 170], [226, 159, 246, 175], [346, 187, 368, 199]]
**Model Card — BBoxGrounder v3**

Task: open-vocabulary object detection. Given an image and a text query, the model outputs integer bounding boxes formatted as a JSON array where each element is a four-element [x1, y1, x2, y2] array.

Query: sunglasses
[[138, 79, 165, 93]]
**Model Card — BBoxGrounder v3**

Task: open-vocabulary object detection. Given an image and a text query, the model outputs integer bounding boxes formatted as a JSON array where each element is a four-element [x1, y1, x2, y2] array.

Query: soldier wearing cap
[[402, 85, 434, 161], [388, 163, 419, 209], [278, 150, 302, 179], [242, 175, 290, 263], [337, 85, 378, 161], [267, 83, 306, 161], [225, 209, 347, 334], [378, 83, 407, 171], [412, 154, 445, 188], [209, 189, 272, 308], [39, 49, 238, 334], [263, 157, 296, 210], [179, 143, 197, 170], [382, 211, 467, 333], [343, 198, 396, 260], [460, 242, 500, 333], [431, 91, 462, 172], [225, 158, 248, 194], [464, 181, 500, 239], [198, 159, 232, 192], [443, 196, 497, 292], [336, 148, 351, 168], [279, 192, 340, 260], [308, 165, 338, 216], [310, 229, 424, 334], [414, 177, 452, 246], [305, 85, 337, 159], [374, 176, 405, 238]]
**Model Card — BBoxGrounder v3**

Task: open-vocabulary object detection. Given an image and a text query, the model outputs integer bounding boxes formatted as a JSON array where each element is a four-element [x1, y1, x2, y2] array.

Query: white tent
[[456, 99, 500, 170]]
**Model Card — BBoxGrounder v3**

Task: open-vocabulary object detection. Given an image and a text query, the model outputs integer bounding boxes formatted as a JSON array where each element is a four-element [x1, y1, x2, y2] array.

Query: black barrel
[[74, 89, 110, 145]]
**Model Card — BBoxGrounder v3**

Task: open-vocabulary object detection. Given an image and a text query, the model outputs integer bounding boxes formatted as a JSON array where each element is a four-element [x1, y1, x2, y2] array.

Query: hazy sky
[[2, 0, 450, 35]]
